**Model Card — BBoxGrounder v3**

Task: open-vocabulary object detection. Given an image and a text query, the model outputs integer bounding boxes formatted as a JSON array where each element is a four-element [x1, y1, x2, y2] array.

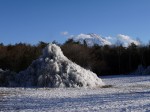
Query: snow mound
[[16, 44, 104, 88]]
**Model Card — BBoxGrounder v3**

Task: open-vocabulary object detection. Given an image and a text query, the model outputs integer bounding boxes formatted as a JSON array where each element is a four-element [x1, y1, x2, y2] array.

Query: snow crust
[[16, 44, 104, 88], [0, 75, 150, 112]]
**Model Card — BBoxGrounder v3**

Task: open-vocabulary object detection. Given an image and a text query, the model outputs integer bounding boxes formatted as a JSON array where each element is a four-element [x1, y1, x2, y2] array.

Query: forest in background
[[0, 39, 150, 76]]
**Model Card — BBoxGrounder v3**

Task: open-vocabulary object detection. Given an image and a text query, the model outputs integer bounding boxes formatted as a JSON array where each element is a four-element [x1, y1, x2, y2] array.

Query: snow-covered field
[[0, 75, 150, 112]]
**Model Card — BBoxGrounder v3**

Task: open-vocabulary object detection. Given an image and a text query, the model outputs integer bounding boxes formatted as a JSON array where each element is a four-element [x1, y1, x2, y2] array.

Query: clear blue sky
[[0, 0, 150, 45]]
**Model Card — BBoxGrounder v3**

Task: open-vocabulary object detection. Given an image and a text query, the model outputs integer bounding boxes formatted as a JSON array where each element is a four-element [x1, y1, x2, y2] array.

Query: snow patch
[[16, 44, 104, 88], [1, 75, 150, 112]]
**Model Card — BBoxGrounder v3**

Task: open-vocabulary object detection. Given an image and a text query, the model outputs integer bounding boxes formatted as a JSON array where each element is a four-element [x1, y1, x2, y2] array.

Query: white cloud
[[61, 31, 69, 36]]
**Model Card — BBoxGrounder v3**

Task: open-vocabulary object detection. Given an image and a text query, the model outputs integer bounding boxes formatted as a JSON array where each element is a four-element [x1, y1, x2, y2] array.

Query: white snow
[[73, 33, 112, 46], [0, 68, 3, 72], [72, 33, 141, 47], [117, 34, 141, 47], [15, 44, 104, 88], [0, 75, 150, 112]]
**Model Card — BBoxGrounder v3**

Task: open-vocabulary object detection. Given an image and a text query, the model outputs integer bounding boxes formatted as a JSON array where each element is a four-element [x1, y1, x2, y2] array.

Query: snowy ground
[[0, 75, 150, 112]]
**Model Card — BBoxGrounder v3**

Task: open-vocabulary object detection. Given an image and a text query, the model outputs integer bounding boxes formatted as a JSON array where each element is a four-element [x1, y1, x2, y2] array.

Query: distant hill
[[72, 33, 141, 47], [73, 33, 112, 46]]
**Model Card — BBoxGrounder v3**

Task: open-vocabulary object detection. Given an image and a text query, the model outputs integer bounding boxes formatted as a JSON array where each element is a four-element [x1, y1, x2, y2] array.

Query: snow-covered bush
[[16, 44, 104, 88]]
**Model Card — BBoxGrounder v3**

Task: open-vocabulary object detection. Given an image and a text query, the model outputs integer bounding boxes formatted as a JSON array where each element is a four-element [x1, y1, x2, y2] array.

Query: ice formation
[[16, 44, 104, 88]]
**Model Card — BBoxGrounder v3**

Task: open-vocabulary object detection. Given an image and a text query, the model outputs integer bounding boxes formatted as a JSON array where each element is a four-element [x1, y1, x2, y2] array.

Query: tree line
[[0, 39, 150, 76]]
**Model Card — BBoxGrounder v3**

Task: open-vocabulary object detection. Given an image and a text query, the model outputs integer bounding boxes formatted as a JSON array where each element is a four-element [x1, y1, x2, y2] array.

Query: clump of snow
[[16, 44, 104, 88], [0, 68, 3, 72]]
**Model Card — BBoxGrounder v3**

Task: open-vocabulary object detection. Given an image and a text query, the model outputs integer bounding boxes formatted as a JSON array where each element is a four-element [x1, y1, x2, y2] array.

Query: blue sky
[[0, 0, 150, 45]]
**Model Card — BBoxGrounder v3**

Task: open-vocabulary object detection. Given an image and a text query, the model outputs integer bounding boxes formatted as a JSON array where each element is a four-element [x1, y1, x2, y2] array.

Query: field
[[0, 75, 150, 112]]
